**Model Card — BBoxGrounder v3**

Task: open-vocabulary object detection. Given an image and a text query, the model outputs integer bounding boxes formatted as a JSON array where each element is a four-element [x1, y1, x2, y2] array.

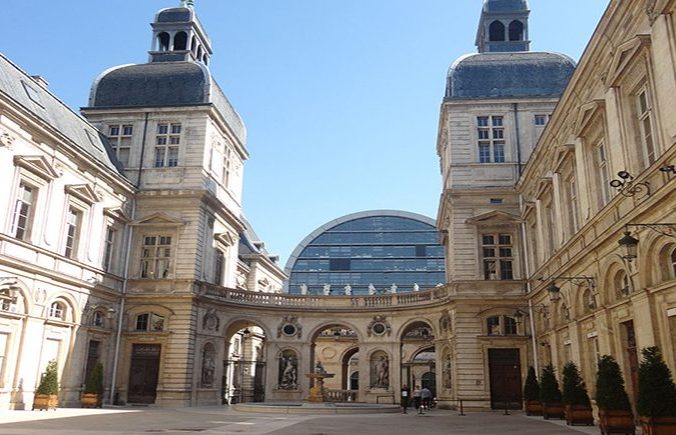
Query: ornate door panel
[[488, 348, 522, 409], [127, 344, 161, 404]]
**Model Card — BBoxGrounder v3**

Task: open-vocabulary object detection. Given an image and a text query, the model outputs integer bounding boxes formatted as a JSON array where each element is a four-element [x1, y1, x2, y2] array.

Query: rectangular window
[[595, 141, 611, 207], [136, 313, 149, 330], [108, 124, 133, 167], [329, 259, 351, 271], [140, 235, 172, 279], [534, 115, 548, 126], [84, 340, 100, 386], [637, 88, 656, 166], [64, 207, 82, 258], [476, 115, 506, 163], [482, 233, 513, 280], [103, 226, 116, 272], [567, 177, 579, 234], [214, 250, 225, 286], [154, 123, 181, 167], [222, 147, 232, 187], [12, 183, 36, 241]]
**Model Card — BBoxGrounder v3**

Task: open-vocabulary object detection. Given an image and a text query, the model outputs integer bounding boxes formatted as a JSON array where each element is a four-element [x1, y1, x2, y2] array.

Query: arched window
[[504, 316, 517, 335], [659, 244, 676, 282], [508, 20, 524, 41], [191, 36, 197, 54], [92, 310, 104, 327], [49, 301, 65, 320], [489, 21, 506, 42], [614, 270, 630, 299], [134, 312, 165, 331], [174, 32, 188, 51], [157, 32, 170, 51], [487, 316, 500, 335], [197, 46, 203, 60], [202, 54, 209, 65]]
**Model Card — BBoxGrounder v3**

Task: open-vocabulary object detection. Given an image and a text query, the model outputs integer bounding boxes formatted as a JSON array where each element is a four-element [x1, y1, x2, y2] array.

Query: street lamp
[[618, 231, 639, 262], [546, 283, 561, 302]]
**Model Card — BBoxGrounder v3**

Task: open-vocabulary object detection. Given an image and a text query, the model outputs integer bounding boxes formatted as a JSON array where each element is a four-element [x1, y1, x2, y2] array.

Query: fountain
[[305, 362, 335, 403]]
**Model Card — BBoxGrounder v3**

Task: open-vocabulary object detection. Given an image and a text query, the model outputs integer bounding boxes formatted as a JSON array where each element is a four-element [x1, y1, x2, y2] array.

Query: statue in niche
[[323, 284, 331, 295], [368, 284, 376, 295], [278, 352, 298, 389], [300, 284, 308, 295], [371, 354, 389, 388], [344, 285, 352, 296], [443, 353, 452, 388], [201, 347, 215, 387]]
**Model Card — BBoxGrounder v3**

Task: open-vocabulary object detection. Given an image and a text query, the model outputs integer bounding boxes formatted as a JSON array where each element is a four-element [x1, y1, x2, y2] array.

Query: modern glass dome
[[284, 210, 446, 295]]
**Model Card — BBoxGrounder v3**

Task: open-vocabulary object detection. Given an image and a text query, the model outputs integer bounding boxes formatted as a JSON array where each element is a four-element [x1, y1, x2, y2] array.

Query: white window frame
[[636, 86, 657, 166], [63, 204, 84, 259], [476, 115, 506, 163], [107, 123, 133, 167], [481, 233, 514, 280], [11, 182, 37, 241], [140, 235, 173, 279], [154, 123, 181, 168]]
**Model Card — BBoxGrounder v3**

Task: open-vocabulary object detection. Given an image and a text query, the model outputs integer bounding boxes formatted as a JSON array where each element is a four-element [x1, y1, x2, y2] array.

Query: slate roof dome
[[156, 6, 194, 23], [88, 61, 246, 143], [483, 0, 529, 12], [446, 51, 575, 99]]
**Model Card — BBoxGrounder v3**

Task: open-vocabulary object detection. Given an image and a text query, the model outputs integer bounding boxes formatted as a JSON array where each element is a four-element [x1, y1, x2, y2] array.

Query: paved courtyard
[[0, 406, 619, 435]]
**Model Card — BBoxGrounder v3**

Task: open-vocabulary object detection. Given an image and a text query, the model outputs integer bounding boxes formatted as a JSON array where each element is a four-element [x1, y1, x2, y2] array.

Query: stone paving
[[0, 406, 629, 435]]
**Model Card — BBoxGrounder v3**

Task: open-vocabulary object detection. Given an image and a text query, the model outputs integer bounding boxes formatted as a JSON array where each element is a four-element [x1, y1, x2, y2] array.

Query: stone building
[[518, 0, 676, 409]]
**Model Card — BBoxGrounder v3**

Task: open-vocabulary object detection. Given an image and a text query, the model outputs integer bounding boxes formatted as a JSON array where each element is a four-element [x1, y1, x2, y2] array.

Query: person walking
[[412, 385, 422, 414], [400, 385, 410, 413], [421, 386, 432, 412]]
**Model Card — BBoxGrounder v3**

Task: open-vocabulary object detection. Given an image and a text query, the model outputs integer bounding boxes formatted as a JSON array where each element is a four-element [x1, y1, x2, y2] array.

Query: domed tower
[[434, 1, 575, 409], [81, 2, 251, 407]]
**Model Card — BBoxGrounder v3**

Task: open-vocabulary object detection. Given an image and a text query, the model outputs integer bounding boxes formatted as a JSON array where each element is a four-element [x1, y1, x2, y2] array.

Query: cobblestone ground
[[0, 407, 624, 435]]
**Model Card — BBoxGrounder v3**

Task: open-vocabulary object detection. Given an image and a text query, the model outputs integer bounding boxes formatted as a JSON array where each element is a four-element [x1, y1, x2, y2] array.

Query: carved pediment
[[465, 210, 521, 226], [552, 144, 576, 173], [607, 35, 651, 86], [215, 231, 236, 247], [13, 155, 60, 180], [104, 206, 131, 222], [574, 99, 606, 137], [534, 176, 553, 199], [132, 212, 184, 227], [65, 184, 100, 205]]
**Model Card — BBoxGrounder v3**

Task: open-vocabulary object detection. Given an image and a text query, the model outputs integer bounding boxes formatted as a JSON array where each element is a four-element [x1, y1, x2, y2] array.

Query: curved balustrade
[[199, 283, 450, 310]]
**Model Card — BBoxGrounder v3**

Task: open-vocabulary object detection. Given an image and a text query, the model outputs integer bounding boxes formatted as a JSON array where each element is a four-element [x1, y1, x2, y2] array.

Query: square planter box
[[640, 416, 676, 435], [598, 410, 635, 435], [33, 394, 58, 411], [543, 402, 565, 420], [525, 400, 542, 416], [565, 404, 594, 426]]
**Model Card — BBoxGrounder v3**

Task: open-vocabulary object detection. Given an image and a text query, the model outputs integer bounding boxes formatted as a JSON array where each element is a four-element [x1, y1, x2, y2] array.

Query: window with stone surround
[[154, 123, 181, 168], [222, 146, 232, 188], [102, 225, 116, 273], [64, 206, 83, 259], [477, 116, 505, 163], [636, 86, 656, 167], [565, 175, 579, 235], [11, 182, 37, 241], [481, 233, 513, 280], [140, 235, 172, 279], [134, 312, 164, 331], [594, 141, 612, 208], [486, 315, 518, 335], [108, 124, 133, 167]]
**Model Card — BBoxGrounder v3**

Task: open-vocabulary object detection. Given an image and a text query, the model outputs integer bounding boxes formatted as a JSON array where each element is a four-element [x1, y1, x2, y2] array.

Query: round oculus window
[[283, 324, 297, 336], [372, 323, 386, 335]]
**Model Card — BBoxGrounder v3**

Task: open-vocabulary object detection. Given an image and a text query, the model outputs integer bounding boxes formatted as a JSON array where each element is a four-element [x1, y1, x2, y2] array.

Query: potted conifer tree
[[81, 362, 104, 408], [637, 347, 676, 435], [540, 364, 564, 419], [33, 359, 59, 411], [595, 355, 635, 435], [562, 361, 594, 426], [524, 366, 542, 416]]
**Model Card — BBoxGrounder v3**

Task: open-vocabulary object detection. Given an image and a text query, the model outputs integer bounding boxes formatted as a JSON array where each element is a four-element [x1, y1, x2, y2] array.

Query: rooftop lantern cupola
[[149, 0, 213, 65], [475, 0, 530, 53]]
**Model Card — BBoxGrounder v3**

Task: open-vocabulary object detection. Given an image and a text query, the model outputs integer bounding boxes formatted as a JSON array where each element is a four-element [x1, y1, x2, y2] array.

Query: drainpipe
[[519, 194, 539, 374], [109, 201, 135, 405], [513, 103, 523, 177]]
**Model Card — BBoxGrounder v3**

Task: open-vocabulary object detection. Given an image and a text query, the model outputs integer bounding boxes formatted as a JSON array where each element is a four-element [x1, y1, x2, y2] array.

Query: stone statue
[[323, 284, 331, 295], [201, 353, 215, 387], [368, 283, 376, 295], [344, 284, 352, 296], [390, 283, 397, 294], [300, 284, 308, 295], [279, 355, 298, 389], [413, 283, 420, 292], [372, 355, 389, 388]]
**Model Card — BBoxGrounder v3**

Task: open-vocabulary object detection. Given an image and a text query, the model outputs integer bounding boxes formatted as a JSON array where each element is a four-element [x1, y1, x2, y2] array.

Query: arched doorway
[[223, 320, 267, 404], [400, 322, 435, 392], [311, 324, 358, 401]]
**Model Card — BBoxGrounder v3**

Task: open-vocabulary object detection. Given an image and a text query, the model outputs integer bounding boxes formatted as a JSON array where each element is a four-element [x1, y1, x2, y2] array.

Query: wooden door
[[127, 344, 161, 404], [488, 348, 522, 409]]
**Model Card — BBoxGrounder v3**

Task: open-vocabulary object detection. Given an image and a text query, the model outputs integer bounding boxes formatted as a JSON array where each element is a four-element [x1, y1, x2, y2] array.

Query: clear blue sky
[[3, 0, 608, 266]]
